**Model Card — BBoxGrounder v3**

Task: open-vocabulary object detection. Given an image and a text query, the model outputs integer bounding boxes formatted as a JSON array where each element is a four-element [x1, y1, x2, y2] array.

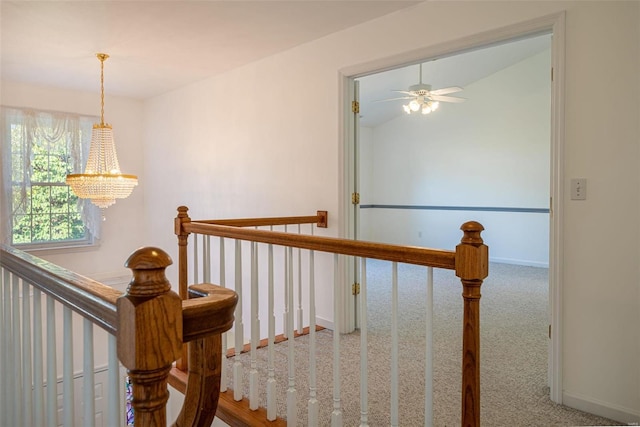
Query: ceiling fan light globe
[[432, 101, 440, 110], [422, 106, 431, 115], [403, 104, 411, 114], [409, 100, 420, 112]]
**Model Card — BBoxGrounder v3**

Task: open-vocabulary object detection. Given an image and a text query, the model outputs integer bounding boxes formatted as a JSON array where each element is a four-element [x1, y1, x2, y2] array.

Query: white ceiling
[[1, 1, 550, 128], [1, 0, 420, 99]]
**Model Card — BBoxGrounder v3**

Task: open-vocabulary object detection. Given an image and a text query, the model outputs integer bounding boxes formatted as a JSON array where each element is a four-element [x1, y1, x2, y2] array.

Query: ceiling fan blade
[[430, 86, 463, 96], [391, 90, 416, 96], [431, 95, 466, 103], [373, 97, 413, 102]]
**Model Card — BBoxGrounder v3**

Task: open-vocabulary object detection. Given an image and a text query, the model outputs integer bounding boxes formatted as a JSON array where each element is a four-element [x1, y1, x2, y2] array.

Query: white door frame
[[338, 11, 566, 403]]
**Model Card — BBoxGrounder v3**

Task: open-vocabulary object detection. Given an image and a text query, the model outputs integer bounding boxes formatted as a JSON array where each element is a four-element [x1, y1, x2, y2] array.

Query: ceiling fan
[[378, 63, 465, 115]]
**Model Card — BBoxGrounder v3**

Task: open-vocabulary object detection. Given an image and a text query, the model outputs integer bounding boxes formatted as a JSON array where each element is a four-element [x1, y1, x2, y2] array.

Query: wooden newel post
[[455, 221, 489, 427], [117, 247, 183, 427], [175, 206, 191, 370]]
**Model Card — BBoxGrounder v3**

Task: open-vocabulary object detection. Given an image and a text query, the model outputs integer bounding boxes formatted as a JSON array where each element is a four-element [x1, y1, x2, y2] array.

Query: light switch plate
[[571, 178, 586, 200]]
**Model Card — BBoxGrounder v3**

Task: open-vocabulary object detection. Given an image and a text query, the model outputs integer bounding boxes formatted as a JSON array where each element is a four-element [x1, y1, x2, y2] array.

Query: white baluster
[[12, 273, 23, 427], [107, 334, 122, 427], [83, 318, 95, 427], [33, 288, 45, 427], [204, 235, 211, 283], [193, 232, 199, 285], [266, 241, 277, 421], [331, 253, 342, 427], [249, 241, 260, 410], [22, 279, 33, 427], [3, 269, 15, 427], [307, 249, 319, 426], [359, 258, 369, 427], [425, 267, 434, 427], [0, 269, 6, 427], [297, 224, 303, 335], [286, 246, 297, 426], [233, 239, 244, 401], [391, 262, 399, 427], [283, 225, 289, 339], [220, 237, 228, 393], [46, 296, 57, 427], [63, 306, 74, 427]]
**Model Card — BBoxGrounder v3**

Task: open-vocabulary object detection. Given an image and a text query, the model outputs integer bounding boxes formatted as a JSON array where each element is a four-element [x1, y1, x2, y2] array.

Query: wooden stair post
[[456, 221, 489, 427], [117, 247, 183, 427]]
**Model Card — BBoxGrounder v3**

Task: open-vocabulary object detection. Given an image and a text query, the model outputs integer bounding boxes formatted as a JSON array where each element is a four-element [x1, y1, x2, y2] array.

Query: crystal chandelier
[[66, 53, 138, 209]]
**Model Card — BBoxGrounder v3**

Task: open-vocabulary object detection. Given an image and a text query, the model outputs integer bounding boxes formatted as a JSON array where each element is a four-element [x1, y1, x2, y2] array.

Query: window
[[1, 107, 101, 250]]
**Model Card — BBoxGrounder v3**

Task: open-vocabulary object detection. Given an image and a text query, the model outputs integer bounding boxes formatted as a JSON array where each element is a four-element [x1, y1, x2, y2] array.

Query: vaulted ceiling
[[1, 0, 420, 99]]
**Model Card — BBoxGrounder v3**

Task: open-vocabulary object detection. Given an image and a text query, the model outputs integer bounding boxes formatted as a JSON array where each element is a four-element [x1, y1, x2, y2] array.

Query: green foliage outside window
[[9, 122, 88, 246]]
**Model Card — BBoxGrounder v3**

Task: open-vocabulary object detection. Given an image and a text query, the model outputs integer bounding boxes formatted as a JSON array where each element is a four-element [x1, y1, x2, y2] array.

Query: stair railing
[[174, 206, 488, 427], [0, 244, 237, 427]]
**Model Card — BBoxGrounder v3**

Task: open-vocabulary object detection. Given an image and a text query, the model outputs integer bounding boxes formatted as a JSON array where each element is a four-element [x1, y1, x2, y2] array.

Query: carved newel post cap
[[117, 246, 183, 371], [124, 246, 173, 297], [455, 221, 489, 281]]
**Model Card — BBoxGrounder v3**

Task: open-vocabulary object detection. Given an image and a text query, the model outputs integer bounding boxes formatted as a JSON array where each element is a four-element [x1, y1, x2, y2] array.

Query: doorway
[[339, 13, 565, 403]]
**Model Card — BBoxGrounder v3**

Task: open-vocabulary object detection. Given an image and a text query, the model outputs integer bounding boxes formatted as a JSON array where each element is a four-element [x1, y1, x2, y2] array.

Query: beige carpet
[[230, 261, 622, 426]]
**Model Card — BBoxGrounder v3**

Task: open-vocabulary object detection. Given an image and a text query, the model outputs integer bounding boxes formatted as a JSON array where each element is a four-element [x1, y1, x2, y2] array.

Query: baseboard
[[490, 256, 549, 268], [316, 316, 334, 331], [563, 391, 640, 425]]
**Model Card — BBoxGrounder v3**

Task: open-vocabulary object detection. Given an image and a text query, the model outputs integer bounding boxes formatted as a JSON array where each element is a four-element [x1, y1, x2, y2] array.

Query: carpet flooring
[[230, 261, 622, 426]]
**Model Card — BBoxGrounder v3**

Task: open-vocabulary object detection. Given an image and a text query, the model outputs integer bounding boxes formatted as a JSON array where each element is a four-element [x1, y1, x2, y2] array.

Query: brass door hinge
[[352, 282, 360, 295], [352, 192, 360, 205], [352, 101, 360, 114]]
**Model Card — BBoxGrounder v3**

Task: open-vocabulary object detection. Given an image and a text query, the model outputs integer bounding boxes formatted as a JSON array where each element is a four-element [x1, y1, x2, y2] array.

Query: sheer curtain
[[0, 106, 101, 244]]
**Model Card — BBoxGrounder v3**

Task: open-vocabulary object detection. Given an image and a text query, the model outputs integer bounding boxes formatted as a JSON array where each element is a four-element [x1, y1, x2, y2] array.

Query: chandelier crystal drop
[[66, 53, 138, 209]]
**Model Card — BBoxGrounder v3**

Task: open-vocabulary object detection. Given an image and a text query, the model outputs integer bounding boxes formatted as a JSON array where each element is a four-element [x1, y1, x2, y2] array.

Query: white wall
[[360, 48, 551, 267], [143, 1, 639, 422]]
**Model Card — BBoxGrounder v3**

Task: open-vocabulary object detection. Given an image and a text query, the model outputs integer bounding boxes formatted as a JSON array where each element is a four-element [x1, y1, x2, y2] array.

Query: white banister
[[266, 241, 277, 421], [46, 295, 57, 427], [391, 262, 399, 427], [249, 241, 260, 410], [286, 246, 298, 426], [307, 249, 319, 426], [297, 224, 303, 335], [233, 239, 244, 401], [359, 257, 369, 427], [107, 334, 122, 427], [0, 269, 6, 426], [63, 305, 74, 427], [283, 225, 289, 339], [220, 236, 228, 393], [425, 267, 434, 427], [22, 278, 33, 427], [83, 318, 96, 427], [193, 232, 199, 285], [331, 253, 342, 427], [33, 288, 45, 427], [12, 273, 23, 427], [204, 235, 211, 283]]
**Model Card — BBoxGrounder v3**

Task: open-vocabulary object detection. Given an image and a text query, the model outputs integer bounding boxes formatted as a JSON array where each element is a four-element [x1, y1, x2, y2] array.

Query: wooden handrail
[[1, 244, 238, 427], [172, 284, 237, 427], [0, 244, 121, 335], [183, 221, 456, 269], [194, 210, 328, 228]]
